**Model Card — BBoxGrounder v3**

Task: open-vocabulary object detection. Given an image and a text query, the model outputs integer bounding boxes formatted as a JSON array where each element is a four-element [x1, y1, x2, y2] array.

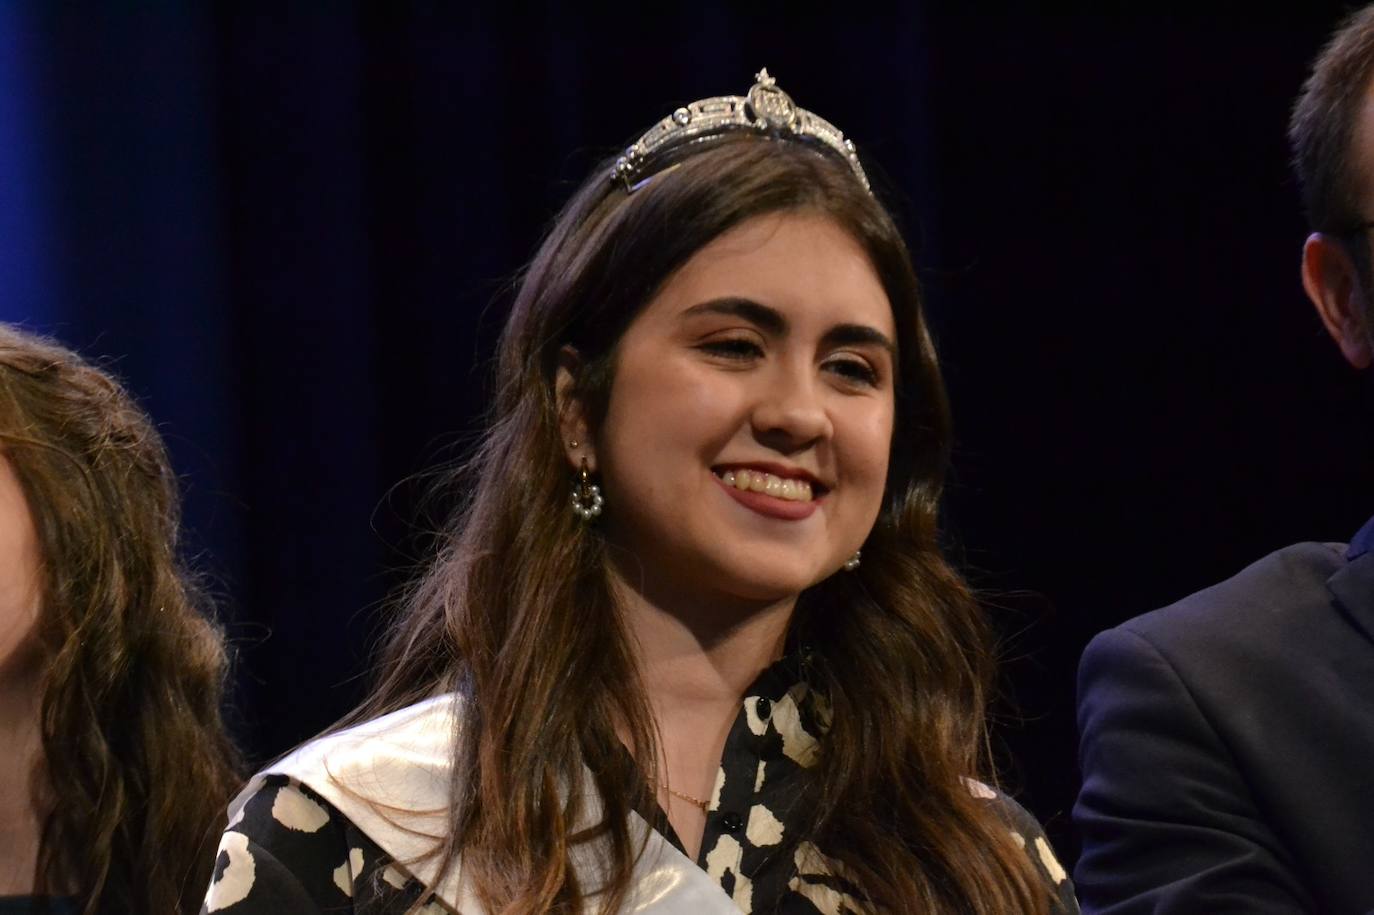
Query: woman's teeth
[[717, 469, 814, 502]]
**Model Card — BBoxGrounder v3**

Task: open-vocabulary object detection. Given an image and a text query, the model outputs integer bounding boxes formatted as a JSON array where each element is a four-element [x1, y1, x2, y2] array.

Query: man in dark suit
[[1074, 7, 1374, 914]]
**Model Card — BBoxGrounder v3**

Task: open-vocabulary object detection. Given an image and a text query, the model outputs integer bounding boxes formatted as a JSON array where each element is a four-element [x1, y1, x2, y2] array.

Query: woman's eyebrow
[[822, 324, 898, 359], [681, 296, 897, 358], [681, 297, 787, 335]]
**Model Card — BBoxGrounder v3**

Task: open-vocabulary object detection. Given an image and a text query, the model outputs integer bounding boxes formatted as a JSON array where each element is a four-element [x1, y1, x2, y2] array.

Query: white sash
[[228, 694, 738, 914]]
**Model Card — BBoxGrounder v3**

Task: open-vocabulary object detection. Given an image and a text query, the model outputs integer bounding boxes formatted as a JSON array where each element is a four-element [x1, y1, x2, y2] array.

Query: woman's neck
[[610, 573, 795, 860], [613, 572, 795, 707]]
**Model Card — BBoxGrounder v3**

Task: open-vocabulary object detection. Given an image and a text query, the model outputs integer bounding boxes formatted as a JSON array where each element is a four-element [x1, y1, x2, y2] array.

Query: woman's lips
[[712, 473, 820, 520]]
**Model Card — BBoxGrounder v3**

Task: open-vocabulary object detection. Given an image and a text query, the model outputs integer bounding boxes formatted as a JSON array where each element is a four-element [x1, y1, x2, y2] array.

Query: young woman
[[0, 325, 241, 913], [203, 72, 1077, 914]]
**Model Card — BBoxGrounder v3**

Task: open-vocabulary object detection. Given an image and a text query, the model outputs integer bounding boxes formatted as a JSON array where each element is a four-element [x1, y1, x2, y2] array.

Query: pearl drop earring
[[571, 457, 603, 521]]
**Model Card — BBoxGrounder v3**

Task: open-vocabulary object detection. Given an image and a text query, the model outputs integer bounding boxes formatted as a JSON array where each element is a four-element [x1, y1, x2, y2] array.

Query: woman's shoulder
[[268, 693, 461, 786], [236, 694, 460, 828], [963, 779, 1079, 914], [202, 775, 437, 913], [205, 695, 465, 912]]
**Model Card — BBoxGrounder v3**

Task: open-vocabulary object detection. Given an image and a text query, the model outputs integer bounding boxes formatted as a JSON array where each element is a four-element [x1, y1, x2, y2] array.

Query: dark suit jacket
[[1074, 527, 1374, 914]]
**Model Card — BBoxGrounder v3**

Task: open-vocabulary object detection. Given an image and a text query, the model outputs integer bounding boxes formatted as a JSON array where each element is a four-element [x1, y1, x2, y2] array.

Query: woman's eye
[[825, 357, 879, 387], [699, 338, 764, 360]]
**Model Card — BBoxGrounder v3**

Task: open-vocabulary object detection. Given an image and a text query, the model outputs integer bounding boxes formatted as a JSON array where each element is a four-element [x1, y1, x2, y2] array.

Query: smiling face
[[575, 211, 896, 607]]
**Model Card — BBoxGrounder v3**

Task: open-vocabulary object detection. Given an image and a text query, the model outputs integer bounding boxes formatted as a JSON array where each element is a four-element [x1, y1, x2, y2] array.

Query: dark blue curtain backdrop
[[2, 4, 1370, 864]]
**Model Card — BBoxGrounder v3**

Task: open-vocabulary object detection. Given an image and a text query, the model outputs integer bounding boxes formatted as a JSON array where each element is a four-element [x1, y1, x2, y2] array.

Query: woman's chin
[[692, 559, 836, 608]]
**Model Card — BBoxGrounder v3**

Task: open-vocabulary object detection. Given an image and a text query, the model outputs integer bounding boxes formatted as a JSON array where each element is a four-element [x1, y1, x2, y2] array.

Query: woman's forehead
[[643, 212, 894, 336]]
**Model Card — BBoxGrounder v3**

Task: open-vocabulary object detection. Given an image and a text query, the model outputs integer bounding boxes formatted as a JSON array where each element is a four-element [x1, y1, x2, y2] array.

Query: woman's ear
[[555, 346, 596, 472], [1302, 233, 1374, 369]]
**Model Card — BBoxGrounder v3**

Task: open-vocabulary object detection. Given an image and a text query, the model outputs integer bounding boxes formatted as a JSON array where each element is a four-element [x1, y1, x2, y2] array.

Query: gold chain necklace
[[660, 783, 710, 812]]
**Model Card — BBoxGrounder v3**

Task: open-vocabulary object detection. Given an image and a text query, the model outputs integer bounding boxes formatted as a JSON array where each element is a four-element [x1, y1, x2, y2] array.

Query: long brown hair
[[0, 325, 241, 913], [362, 138, 1050, 913]]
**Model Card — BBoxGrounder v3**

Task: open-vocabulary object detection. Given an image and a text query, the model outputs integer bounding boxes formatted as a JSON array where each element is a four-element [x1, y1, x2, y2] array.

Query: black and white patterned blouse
[[203, 659, 1078, 914]]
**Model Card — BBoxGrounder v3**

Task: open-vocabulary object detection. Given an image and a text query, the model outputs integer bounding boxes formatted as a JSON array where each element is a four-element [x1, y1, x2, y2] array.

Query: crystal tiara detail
[[610, 68, 871, 194]]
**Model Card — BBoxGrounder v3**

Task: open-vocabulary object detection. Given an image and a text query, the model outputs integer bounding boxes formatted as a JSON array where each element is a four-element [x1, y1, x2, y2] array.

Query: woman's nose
[[749, 365, 832, 451]]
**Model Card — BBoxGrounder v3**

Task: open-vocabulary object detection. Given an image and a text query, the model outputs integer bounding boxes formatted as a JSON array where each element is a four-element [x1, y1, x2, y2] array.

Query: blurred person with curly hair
[[0, 324, 241, 914]]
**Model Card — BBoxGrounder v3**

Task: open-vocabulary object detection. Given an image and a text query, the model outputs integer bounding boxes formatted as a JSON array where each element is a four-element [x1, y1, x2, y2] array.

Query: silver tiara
[[610, 68, 871, 194]]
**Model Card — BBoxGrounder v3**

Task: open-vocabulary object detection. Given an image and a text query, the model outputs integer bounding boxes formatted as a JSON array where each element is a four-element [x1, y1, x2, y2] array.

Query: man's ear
[[555, 346, 596, 472], [1302, 232, 1374, 369]]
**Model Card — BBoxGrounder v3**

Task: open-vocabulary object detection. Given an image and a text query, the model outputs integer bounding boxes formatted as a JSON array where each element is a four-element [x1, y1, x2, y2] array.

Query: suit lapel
[[1328, 551, 1374, 645]]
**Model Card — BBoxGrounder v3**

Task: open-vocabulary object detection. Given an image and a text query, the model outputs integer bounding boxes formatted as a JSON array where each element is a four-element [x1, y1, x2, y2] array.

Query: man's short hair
[[1290, 4, 1374, 233]]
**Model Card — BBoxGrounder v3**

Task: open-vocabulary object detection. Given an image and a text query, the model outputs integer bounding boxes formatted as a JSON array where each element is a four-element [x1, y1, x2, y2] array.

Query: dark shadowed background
[[3, 3, 1370, 865]]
